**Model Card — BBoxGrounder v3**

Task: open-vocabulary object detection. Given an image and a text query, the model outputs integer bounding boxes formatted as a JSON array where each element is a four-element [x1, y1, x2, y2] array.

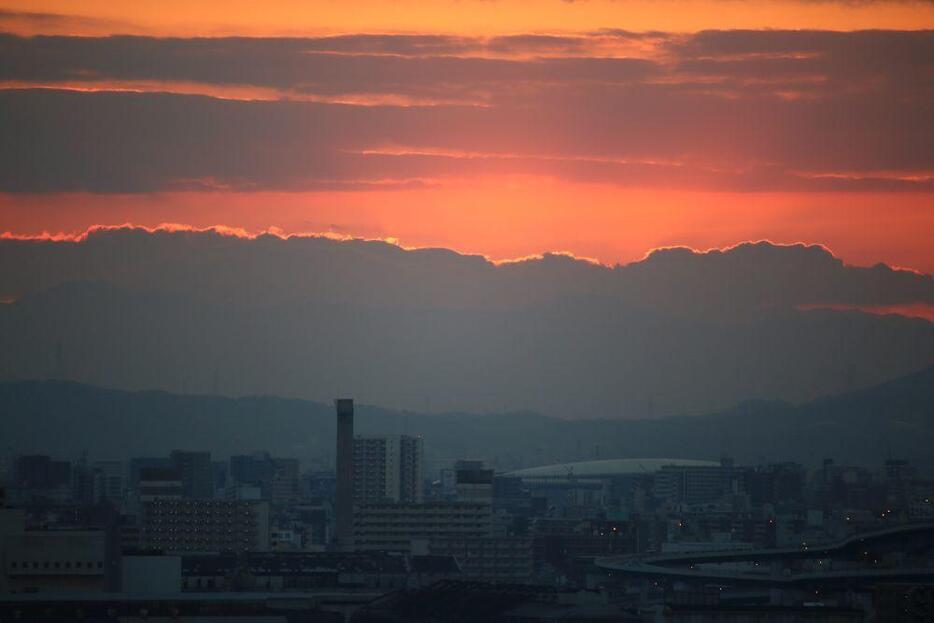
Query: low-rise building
[[353, 502, 492, 552], [139, 498, 270, 553], [429, 536, 533, 584]]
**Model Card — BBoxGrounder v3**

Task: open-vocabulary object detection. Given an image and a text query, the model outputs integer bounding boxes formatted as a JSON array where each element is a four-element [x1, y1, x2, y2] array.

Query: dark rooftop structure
[[351, 580, 620, 623]]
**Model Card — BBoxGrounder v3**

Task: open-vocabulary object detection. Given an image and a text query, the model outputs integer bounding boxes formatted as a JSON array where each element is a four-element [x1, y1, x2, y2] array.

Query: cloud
[[628, 241, 934, 312], [1, 84, 930, 194], [1, 226, 930, 309], [0, 34, 659, 98], [0, 30, 930, 194], [0, 9, 142, 37], [0, 229, 932, 417]]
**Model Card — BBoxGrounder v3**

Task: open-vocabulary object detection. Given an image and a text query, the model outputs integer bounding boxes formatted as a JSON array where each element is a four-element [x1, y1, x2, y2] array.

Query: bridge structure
[[595, 522, 934, 590]]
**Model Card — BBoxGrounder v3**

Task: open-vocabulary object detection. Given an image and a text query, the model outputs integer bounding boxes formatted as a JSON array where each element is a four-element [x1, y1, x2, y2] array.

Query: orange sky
[[3, 185, 933, 273], [1, 1, 932, 275], [3, 0, 934, 35]]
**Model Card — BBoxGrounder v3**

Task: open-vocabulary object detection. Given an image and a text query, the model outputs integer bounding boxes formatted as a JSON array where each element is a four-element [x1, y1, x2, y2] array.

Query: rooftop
[[505, 458, 719, 480]]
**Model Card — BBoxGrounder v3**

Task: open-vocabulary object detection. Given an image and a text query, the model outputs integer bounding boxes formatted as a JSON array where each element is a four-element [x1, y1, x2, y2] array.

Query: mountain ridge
[[1, 364, 931, 471]]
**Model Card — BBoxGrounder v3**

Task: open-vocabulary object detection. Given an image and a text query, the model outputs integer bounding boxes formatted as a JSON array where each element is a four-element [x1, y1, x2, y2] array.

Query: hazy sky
[[1, 1, 932, 272]]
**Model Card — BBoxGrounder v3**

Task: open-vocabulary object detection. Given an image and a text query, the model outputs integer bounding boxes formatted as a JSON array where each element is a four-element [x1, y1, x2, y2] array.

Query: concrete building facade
[[139, 498, 270, 553], [170, 450, 214, 499], [353, 435, 424, 505], [353, 502, 493, 552]]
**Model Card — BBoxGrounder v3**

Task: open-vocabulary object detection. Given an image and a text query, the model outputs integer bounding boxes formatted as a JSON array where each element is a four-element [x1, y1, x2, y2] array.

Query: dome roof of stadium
[[504, 458, 719, 479]]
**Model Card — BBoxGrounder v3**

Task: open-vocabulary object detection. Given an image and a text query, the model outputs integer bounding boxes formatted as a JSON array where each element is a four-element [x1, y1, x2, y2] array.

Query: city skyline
[[1, 0, 933, 618]]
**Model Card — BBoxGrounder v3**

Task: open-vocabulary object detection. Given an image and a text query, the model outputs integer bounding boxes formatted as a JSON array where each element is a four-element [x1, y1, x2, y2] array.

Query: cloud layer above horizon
[[1, 228, 933, 417], [1, 4, 932, 273], [0, 227, 934, 418], [1, 30, 931, 194]]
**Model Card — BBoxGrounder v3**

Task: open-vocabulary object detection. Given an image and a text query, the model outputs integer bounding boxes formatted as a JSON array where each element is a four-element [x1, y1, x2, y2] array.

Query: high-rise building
[[354, 435, 424, 505], [335, 398, 355, 546], [170, 451, 214, 499], [92, 460, 126, 503]]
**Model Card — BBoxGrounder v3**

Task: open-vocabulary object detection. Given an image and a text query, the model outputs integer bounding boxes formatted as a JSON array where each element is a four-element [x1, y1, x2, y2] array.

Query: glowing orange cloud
[[0, 221, 399, 247], [2, 182, 933, 275]]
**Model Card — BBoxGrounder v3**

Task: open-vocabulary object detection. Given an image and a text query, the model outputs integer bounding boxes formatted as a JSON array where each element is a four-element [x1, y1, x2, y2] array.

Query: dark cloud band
[[0, 30, 931, 193]]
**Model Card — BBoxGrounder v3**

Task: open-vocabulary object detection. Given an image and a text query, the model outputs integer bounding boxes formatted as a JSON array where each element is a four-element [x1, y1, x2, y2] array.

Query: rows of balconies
[[7, 560, 104, 574]]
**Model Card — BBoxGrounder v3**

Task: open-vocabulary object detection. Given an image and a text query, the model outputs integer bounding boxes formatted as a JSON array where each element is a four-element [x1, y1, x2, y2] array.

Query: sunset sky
[[1, 1, 932, 273]]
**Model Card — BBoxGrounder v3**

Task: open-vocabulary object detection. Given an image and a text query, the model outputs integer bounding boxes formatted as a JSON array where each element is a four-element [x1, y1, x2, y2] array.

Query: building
[[428, 536, 533, 583], [0, 593, 346, 622], [354, 435, 424, 505], [230, 452, 276, 485], [743, 462, 805, 507], [128, 457, 174, 490], [352, 458, 522, 582], [138, 467, 183, 501], [409, 554, 463, 587], [354, 502, 493, 552], [170, 450, 214, 499], [355, 580, 617, 621], [139, 498, 270, 553], [1, 508, 114, 594], [884, 459, 917, 506], [181, 551, 414, 592], [270, 458, 300, 506], [506, 458, 721, 517], [7, 456, 73, 504], [655, 459, 741, 505], [335, 398, 355, 546], [12, 455, 71, 490], [228, 453, 299, 504], [454, 462, 494, 504], [120, 554, 182, 593], [92, 460, 126, 503], [226, 484, 263, 501]]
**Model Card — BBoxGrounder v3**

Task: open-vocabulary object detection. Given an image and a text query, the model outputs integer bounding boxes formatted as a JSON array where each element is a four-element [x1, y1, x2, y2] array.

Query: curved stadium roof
[[504, 458, 719, 479]]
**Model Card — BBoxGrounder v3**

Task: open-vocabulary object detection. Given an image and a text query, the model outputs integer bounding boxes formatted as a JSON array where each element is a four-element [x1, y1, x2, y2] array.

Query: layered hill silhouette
[[0, 365, 932, 470], [1, 227, 933, 417]]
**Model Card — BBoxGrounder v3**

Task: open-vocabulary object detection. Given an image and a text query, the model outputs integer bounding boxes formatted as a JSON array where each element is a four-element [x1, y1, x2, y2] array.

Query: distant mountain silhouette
[[1, 229, 932, 417], [0, 365, 931, 470]]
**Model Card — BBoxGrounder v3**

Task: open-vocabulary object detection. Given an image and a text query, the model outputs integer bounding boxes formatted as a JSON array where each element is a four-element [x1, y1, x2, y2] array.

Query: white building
[[354, 435, 424, 505]]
